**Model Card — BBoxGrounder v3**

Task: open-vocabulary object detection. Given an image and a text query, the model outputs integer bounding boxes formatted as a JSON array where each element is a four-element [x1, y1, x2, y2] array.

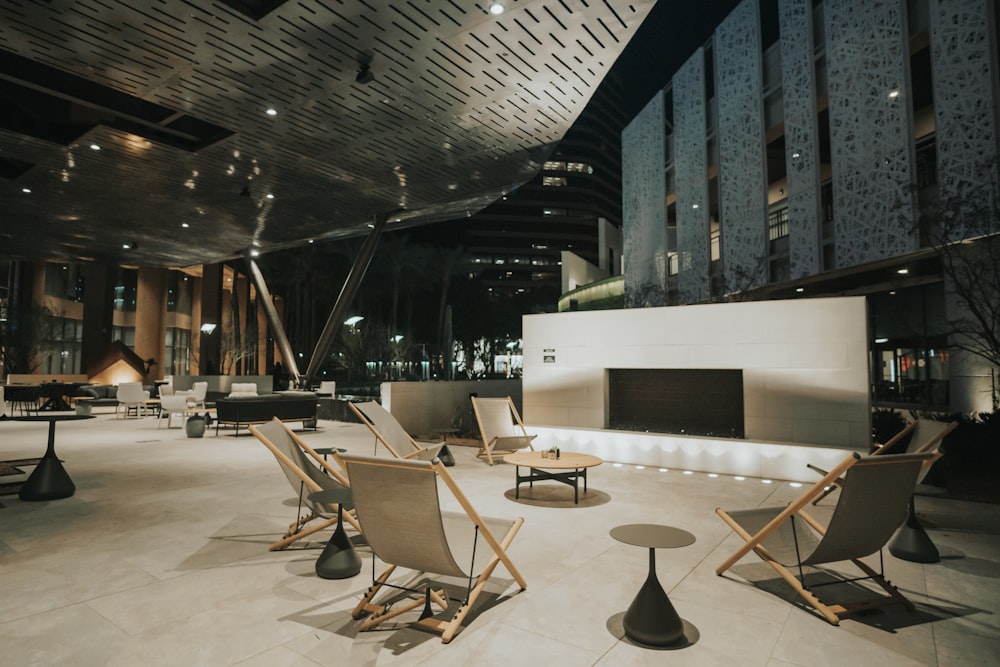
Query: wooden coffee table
[[503, 450, 603, 504]]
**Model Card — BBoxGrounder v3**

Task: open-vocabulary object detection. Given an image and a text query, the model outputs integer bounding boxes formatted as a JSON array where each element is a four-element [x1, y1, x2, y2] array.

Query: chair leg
[[269, 516, 337, 551]]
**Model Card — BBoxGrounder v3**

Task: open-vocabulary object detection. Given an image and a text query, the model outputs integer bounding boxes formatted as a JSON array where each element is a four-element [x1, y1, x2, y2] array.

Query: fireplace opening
[[608, 368, 744, 438]]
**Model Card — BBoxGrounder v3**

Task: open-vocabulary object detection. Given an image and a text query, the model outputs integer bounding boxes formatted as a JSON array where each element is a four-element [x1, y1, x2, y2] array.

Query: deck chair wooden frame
[[348, 401, 443, 461], [807, 417, 955, 505], [470, 396, 536, 465], [716, 451, 937, 625], [250, 419, 360, 551], [341, 454, 527, 643]]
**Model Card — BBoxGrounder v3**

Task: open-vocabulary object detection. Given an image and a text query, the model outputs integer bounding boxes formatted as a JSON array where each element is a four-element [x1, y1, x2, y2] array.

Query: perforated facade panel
[[824, 0, 916, 267], [673, 48, 711, 303], [622, 91, 668, 306], [715, 0, 768, 293], [779, 0, 823, 279]]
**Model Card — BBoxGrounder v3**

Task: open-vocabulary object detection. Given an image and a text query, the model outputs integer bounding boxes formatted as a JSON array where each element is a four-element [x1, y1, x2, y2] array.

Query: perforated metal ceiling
[[0, 0, 655, 267]]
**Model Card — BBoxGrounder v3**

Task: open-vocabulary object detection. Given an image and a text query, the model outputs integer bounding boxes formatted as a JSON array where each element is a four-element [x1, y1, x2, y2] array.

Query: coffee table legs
[[19, 421, 75, 501], [623, 547, 685, 646], [315, 505, 362, 579]]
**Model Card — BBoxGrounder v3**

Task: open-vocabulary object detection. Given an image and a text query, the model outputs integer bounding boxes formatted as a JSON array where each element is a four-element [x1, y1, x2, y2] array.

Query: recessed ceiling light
[[308, 239, 315, 244], [796, 287, 805, 293], [888, 89, 900, 99], [265, 193, 274, 199], [692, 203, 699, 209], [265, 108, 277, 116], [489, 2, 504, 15], [897, 268, 909, 274], [792, 151, 801, 158], [90, 144, 101, 151], [181, 223, 190, 228], [21, 187, 31, 194]]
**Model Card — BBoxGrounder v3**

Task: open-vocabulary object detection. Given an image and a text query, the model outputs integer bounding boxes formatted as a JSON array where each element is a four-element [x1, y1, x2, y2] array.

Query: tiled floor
[[1, 413, 998, 666]]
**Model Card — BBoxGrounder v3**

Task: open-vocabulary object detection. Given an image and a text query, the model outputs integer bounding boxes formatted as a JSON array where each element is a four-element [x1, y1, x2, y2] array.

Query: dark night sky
[[612, 0, 742, 118]]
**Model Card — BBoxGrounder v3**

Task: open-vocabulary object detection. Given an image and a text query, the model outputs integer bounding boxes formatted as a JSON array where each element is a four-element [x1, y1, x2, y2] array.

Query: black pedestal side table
[[308, 487, 362, 579], [610, 523, 696, 647], [15, 414, 94, 501]]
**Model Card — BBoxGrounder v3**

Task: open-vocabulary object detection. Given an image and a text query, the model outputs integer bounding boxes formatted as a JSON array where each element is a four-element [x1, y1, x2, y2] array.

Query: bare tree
[[921, 182, 1000, 408]]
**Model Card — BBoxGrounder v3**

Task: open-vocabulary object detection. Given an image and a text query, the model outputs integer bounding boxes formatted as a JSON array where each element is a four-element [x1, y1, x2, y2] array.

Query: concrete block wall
[[522, 296, 871, 449]]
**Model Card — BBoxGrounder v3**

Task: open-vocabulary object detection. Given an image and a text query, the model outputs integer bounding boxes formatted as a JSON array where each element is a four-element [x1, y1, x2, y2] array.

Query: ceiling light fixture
[[265, 108, 277, 116], [355, 55, 374, 85], [489, 1, 504, 15], [897, 268, 909, 275], [90, 143, 101, 151]]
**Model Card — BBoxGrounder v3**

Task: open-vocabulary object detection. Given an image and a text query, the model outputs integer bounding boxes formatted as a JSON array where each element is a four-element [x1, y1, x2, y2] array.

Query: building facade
[[0, 260, 282, 383], [622, 0, 1000, 413]]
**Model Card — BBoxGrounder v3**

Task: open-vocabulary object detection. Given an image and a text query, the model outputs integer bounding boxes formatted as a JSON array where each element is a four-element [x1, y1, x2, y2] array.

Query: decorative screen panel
[[673, 48, 711, 303], [623, 91, 668, 307], [779, 0, 822, 278], [930, 0, 999, 229], [825, 0, 916, 267], [716, 0, 768, 293]]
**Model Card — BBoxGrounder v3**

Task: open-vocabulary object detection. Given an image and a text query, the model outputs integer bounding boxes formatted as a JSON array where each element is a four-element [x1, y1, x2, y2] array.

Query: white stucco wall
[[522, 296, 871, 449]]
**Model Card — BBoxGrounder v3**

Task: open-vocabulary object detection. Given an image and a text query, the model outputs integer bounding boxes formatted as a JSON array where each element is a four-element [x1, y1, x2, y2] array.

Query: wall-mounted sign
[[543, 348, 556, 363]]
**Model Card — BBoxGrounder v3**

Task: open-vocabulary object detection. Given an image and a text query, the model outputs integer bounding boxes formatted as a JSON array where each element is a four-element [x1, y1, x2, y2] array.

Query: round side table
[[610, 523, 696, 647], [14, 414, 94, 501]]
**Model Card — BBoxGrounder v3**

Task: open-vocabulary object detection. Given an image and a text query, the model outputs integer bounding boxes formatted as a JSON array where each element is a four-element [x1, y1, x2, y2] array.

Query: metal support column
[[303, 214, 389, 386], [245, 253, 302, 385]]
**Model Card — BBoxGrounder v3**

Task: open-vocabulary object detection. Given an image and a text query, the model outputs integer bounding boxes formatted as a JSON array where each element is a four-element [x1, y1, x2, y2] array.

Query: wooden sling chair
[[716, 451, 937, 626], [341, 453, 527, 643], [250, 419, 361, 551], [470, 396, 536, 465], [808, 417, 956, 505], [348, 401, 443, 461]]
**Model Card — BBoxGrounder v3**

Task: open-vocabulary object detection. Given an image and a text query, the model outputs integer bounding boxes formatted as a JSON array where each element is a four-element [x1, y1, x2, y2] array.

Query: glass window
[[542, 176, 567, 187], [114, 269, 138, 312], [39, 315, 82, 374], [166, 271, 193, 314], [164, 327, 192, 376], [44, 263, 85, 302], [768, 206, 789, 241]]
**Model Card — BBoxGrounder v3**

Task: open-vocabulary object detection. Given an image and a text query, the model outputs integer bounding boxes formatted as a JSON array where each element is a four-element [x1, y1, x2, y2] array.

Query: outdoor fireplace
[[608, 369, 744, 437]]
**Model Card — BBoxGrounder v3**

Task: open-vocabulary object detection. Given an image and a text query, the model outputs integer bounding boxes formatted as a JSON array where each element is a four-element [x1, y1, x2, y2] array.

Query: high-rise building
[[622, 0, 999, 413], [411, 71, 629, 307]]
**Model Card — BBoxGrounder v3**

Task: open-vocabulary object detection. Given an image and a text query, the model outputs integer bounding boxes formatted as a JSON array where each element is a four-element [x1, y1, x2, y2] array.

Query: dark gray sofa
[[75, 384, 119, 408], [214, 392, 318, 436]]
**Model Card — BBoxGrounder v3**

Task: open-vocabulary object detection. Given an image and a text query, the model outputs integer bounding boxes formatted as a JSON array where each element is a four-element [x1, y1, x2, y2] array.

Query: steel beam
[[303, 214, 389, 385], [245, 253, 301, 384]]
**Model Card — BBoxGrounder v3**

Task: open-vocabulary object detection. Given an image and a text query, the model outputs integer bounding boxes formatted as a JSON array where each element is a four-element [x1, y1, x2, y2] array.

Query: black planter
[[185, 415, 207, 438]]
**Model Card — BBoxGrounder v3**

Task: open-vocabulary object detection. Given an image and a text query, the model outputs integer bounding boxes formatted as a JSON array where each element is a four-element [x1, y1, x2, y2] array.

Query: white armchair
[[158, 394, 191, 428], [177, 381, 208, 408], [117, 382, 150, 418], [228, 382, 258, 397]]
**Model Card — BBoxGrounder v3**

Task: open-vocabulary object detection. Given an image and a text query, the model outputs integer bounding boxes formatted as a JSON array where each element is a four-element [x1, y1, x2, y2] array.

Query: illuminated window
[[543, 160, 566, 171], [543, 208, 567, 216], [542, 176, 567, 187], [566, 162, 593, 173]]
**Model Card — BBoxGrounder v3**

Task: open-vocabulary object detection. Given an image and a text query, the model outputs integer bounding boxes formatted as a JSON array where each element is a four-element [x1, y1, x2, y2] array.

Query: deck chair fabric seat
[[249, 419, 359, 551], [470, 396, 536, 465], [341, 454, 526, 643], [716, 451, 937, 626], [348, 401, 443, 461], [808, 417, 955, 505]]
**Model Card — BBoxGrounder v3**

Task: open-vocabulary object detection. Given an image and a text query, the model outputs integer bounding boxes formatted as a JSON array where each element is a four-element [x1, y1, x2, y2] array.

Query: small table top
[[611, 524, 696, 550], [13, 414, 95, 423], [504, 450, 603, 470]]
